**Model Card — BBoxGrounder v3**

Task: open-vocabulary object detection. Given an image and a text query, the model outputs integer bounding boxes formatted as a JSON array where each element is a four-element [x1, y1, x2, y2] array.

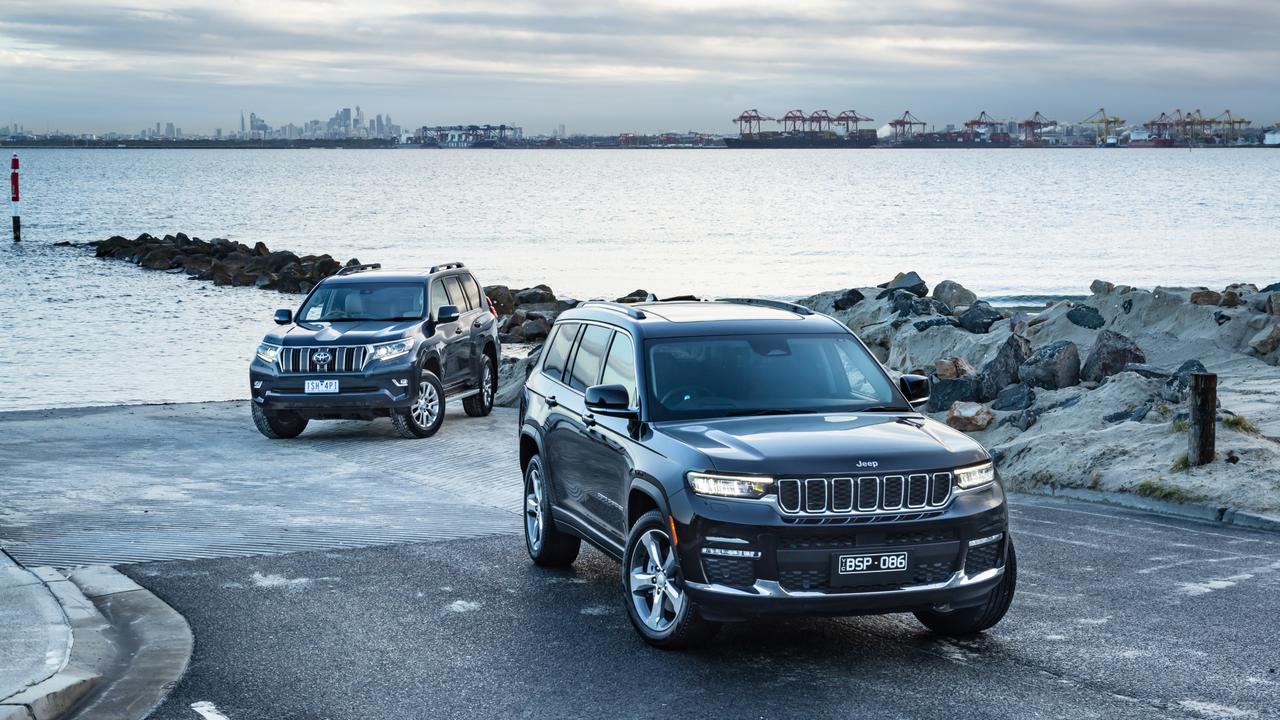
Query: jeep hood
[[264, 320, 420, 345], [654, 413, 987, 476]]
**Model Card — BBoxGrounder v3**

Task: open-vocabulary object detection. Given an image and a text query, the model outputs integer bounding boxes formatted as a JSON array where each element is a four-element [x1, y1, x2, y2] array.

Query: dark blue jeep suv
[[250, 262, 499, 439], [518, 298, 1014, 648]]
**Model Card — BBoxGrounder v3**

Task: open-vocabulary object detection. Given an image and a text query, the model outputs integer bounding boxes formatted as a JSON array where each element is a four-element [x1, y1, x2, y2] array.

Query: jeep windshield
[[645, 333, 907, 421], [298, 282, 426, 323]]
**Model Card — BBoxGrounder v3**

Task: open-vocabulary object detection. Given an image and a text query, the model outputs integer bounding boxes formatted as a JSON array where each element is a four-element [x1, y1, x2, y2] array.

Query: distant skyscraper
[[165, 122, 175, 139], [240, 111, 245, 135], [156, 122, 161, 136]]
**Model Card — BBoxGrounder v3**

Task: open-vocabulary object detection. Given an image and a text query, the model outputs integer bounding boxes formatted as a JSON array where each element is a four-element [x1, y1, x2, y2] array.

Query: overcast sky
[[1, 0, 1277, 135]]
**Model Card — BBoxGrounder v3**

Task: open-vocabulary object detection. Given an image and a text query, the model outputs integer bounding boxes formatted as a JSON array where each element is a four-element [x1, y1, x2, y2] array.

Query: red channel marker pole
[[9, 154, 18, 243]]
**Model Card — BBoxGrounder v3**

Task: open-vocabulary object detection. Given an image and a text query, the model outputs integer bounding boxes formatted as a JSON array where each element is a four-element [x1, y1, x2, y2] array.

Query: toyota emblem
[[313, 350, 332, 366]]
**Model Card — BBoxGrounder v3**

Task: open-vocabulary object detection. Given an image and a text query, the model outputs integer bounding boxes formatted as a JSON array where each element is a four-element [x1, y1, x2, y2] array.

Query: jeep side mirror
[[436, 304, 461, 324], [585, 384, 637, 419], [899, 374, 930, 408], [274, 308, 293, 325]]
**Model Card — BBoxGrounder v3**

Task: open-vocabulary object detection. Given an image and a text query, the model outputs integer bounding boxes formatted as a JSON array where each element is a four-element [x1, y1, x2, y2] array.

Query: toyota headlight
[[955, 461, 996, 490], [687, 472, 774, 499], [255, 343, 282, 364], [369, 339, 413, 362]]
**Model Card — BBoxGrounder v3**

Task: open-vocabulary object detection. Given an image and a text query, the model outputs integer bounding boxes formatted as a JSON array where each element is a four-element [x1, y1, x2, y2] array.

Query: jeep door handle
[[546, 395, 558, 407], [583, 413, 596, 427]]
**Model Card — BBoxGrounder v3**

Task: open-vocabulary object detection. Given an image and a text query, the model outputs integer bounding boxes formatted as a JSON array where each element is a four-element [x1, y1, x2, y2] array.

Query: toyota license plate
[[835, 551, 909, 575], [304, 380, 339, 394]]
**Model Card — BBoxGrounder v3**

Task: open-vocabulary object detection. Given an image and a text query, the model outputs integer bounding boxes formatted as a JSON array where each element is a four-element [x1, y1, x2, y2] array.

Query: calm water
[[3, 148, 1277, 410]]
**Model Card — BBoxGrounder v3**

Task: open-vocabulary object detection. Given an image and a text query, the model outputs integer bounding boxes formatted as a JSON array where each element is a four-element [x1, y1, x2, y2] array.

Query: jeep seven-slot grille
[[776, 473, 952, 515], [279, 345, 369, 374]]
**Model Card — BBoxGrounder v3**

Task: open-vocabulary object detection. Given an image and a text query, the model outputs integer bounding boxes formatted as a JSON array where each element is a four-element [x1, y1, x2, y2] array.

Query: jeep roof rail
[[580, 300, 647, 320], [716, 297, 814, 316], [429, 261, 466, 273], [336, 262, 382, 275]]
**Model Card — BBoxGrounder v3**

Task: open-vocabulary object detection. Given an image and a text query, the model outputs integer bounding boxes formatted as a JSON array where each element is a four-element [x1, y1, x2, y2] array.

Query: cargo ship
[[893, 131, 1013, 148], [725, 129, 877, 148], [1127, 129, 1176, 148]]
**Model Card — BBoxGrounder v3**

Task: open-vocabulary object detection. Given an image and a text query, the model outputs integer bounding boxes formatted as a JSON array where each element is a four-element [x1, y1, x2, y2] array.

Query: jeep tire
[[391, 370, 446, 439], [252, 404, 308, 439], [463, 354, 496, 417], [622, 511, 720, 649], [523, 455, 580, 566], [914, 540, 1017, 636]]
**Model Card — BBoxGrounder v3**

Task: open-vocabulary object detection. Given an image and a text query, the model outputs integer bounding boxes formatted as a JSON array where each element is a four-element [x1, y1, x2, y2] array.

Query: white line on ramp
[[192, 701, 232, 720]]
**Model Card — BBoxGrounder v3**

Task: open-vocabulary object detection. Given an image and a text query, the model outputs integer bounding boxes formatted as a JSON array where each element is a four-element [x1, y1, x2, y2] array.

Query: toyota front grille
[[776, 473, 953, 516], [278, 345, 369, 374]]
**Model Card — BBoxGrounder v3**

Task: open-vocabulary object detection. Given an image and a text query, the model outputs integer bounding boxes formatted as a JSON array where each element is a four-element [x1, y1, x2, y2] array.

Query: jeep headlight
[[954, 461, 995, 490], [369, 339, 413, 362], [255, 342, 282, 364], [687, 472, 774, 499]]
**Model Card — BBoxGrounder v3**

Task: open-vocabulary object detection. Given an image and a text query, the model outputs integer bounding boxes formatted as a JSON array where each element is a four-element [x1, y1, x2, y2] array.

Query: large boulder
[[976, 334, 1033, 401], [946, 402, 994, 432], [1090, 279, 1115, 295], [1189, 289, 1222, 306], [832, 288, 865, 310], [1250, 323, 1280, 356], [1065, 305, 1105, 329], [934, 356, 976, 380], [926, 377, 978, 413], [932, 280, 976, 310], [1161, 359, 1207, 402], [485, 285, 517, 315], [516, 285, 557, 305], [877, 271, 928, 298], [1081, 330, 1146, 382], [991, 384, 1035, 412], [1265, 293, 1280, 316], [957, 301, 1003, 334], [1018, 340, 1081, 390]]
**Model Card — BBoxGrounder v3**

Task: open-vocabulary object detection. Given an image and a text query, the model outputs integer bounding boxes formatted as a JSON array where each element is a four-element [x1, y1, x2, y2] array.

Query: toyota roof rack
[[716, 297, 814, 316], [580, 300, 647, 320], [336, 262, 382, 275], [430, 261, 466, 273]]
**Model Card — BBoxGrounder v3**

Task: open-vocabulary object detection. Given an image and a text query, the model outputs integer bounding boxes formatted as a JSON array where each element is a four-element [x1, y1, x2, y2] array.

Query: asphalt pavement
[[125, 498, 1279, 720]]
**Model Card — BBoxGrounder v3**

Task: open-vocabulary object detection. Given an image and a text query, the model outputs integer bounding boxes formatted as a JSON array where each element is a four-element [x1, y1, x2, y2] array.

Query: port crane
[[780, 110, 807, 133], [1082, 108, 1125, 145], [834, 110, 874, 133], [1145, 112, 1177, 140], [1174, 109, 1209, 144], [963, 111, 1002, 141], [889, 110, 926, 142], [1018, 112, 1057, 144], [1210, 110, 1249, 144], [732, 109, 774, 138], [806, 110, 834, 133]]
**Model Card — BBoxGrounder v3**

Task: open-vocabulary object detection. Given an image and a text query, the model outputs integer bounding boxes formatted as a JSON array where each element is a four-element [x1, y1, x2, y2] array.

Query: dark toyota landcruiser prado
[[250, 262, 499, 439], [518, 299, 1014, 648]]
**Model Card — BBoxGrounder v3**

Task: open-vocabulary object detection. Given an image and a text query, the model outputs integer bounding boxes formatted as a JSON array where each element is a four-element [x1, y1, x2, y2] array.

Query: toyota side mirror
[[274, 308, 293, 325], [436, 305, 461, 324], [585, 384, 638, 419], [899, 374, 930, 408]]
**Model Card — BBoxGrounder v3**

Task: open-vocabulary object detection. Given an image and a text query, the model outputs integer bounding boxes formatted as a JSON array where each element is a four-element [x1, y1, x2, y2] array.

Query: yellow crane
[[1082, 108, 1124, 146], [1210, 109, 1250, 144]]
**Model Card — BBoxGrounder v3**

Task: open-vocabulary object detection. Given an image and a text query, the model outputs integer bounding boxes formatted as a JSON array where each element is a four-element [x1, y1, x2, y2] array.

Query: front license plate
[[835, 551, 909, 575], [304, 380, 339, 394]]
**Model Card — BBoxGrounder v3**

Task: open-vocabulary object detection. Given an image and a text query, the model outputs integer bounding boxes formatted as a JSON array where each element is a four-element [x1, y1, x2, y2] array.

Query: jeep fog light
[[252, 381, 263, 389], [954, 462, 995, 490], [687, 472, 773, 499]]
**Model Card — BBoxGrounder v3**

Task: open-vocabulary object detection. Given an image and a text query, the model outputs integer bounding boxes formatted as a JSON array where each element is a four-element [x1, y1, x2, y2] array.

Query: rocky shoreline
[[70, 236, 1280, 515]]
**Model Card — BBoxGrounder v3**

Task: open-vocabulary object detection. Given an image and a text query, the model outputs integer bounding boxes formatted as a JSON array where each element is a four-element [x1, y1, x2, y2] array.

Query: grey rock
[[876, 271, 928, 298], [515, 285, 557, 305], [1018, 340, 1081, 390], [925, 376, 978, 413], [1214, 311, 1232, 326], [913, 316, 960, 332], [1090, 279, 1115, 295], [615, 289, 649, 303], [1260, 281, 1280, 293], [957, 301, 1003, 334], [1160, 360, 1207, 402], [999, 409, 1038, 431], [1120, 363, 1171, 380], [483, 286, 516, 315], [932, 280, 977, 310], [1008, 312, 1030, 336], [976, 335, 1033, 401], [832, 289, 865, 310], [1066, 305, 1105, 329], [991, 384, 1035, 412], [1081, 330, 1146, 382], [1121, 298, 1134, 314]]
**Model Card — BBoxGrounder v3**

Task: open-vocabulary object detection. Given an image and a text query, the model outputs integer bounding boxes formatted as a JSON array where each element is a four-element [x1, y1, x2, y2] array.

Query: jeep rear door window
[[541, 323, 579, 381], [443, 276, 468, 309], [645, 334, 904, 421], [299, 282, 426, 322], [600, 333, 637, 406], [462, 274, 483, 310], [568, 325, 612, 392]]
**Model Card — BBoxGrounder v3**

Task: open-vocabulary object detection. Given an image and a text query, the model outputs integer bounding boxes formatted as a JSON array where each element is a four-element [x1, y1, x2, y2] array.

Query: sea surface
[[2, 147, 1277, 410]]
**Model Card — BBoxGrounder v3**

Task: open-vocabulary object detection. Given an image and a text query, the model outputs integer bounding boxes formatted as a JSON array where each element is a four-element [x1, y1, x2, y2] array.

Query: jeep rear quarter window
[[599, 332, 637, 405], [461, 274, 483, 310], [568, 325, 613, 391], [541, 323, 579, 380]]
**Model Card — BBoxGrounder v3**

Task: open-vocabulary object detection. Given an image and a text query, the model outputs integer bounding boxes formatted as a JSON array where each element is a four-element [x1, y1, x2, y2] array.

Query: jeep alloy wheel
[[629, 528, 684, 633]]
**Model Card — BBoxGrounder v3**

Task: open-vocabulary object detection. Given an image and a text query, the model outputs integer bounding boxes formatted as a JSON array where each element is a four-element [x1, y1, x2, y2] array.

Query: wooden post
[[1188, 372, 1216, 466], [9, 154, 18, 243]]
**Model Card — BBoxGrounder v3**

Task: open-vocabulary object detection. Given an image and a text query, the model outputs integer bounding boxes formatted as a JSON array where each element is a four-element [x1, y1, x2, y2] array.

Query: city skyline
[[1, 0, 1278, 134]]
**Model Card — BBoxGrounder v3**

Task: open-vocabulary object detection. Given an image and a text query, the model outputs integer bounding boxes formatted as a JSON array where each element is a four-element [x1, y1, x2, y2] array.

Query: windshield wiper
[[855, 405, 910, 412], [724, 408, 808, 417]]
